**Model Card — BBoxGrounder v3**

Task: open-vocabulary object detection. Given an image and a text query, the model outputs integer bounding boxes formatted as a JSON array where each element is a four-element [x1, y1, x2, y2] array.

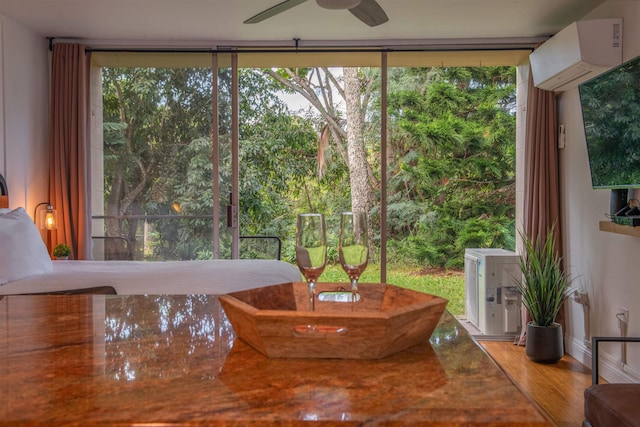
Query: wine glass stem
[[309, 280, 316, 311], [351, 278, 358, 303]]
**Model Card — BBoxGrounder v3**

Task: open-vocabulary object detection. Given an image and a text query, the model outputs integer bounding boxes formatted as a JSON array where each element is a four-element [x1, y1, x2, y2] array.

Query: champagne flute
[[295, 213, 327, 311], [339, 211, 368, 303]]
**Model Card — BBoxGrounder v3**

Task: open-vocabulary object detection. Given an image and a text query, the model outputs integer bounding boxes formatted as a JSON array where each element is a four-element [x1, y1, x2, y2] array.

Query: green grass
[[314, 263, 465, 315]]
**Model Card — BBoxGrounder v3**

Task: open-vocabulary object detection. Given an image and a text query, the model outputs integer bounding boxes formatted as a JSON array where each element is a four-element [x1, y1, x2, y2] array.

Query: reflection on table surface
[[0, 294, 550, 426]]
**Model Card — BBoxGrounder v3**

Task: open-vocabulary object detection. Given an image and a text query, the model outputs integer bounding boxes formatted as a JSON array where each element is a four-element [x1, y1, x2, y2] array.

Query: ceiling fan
[[244, 0, 389, 27]]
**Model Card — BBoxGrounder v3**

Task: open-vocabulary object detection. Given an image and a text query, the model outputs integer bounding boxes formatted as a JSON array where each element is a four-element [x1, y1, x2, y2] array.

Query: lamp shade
[[40, 205, 57, 230]]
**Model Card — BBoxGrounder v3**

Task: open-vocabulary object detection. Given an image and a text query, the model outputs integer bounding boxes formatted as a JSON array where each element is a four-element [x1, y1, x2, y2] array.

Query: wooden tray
[[219, 282, 448, 359]]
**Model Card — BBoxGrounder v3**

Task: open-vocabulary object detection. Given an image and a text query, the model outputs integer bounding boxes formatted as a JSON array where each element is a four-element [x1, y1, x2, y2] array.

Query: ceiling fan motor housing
[[316, 0, 362, 10]]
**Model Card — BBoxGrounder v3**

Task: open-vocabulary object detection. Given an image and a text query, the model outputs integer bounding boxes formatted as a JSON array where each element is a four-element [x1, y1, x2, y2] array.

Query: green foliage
[[102, 67, 216, 259], [514, 227, 575, 327], [455, 217, 516, 253], [101, 63, 516, 268], [102, 67, 321, 260], [53, 243, 72, 257], [387, 66, 516, 267]]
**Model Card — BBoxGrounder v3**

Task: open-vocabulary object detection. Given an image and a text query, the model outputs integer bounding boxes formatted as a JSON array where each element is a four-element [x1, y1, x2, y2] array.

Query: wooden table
[[0, 294, 550, 426]]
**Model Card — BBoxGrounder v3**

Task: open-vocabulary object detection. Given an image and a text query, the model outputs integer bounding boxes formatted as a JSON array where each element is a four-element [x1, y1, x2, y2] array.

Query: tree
[[262, 67, 380, 254], [344, 68, 373, 215], [102, 66, 320, 260], [386, 67, 516, 268], [102, 67, 214, 259]]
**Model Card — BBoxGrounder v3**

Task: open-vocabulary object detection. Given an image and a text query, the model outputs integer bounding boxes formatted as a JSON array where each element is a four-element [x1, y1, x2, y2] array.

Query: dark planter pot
[[525, 321, 564, 364]]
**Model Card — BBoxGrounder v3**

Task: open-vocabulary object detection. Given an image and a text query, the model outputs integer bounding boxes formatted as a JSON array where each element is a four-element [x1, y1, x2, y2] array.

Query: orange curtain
[[515, 67, 561, 346], [49, 43, 92, 260]]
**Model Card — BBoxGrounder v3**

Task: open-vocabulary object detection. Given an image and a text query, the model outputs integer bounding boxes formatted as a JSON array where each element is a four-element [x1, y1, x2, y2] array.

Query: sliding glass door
[[92, 48, 522, 294], [96, 57, 216, 261]]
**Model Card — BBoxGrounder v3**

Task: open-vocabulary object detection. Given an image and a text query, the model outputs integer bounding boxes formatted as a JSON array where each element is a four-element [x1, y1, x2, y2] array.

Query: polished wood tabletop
[[0, 294, 550, 426]]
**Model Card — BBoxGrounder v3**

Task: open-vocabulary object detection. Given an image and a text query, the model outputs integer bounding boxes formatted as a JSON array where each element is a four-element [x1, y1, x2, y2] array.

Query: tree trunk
[[343, 68, 374, 252], [263, 66, 375, 238], [344, 68, 371, 214]]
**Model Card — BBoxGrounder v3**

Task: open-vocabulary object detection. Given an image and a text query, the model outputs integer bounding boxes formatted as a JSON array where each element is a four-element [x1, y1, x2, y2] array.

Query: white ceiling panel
[[0, 0, 609, 46]]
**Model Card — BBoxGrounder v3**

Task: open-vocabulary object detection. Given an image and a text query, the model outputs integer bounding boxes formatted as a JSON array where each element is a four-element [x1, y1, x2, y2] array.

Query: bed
[[0, 259, 302, 295], [0, 173, 7, 209], [0, 174, 302, 295]]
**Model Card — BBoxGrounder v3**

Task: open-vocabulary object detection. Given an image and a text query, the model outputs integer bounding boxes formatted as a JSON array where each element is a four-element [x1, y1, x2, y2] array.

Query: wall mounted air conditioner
[[464, 248, 521, 337], [530, 18, 622, 92]]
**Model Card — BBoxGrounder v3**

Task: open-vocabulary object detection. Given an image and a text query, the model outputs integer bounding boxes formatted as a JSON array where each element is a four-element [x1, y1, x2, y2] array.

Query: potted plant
[[53, 243, 72, 260], [514, 226, 575, 363]]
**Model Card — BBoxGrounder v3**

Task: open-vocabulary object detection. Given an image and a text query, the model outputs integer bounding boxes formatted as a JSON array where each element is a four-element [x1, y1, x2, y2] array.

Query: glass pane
[[98, 66, 214, 260], [237, 59, 382, 280], [385, 66, 517, 269]]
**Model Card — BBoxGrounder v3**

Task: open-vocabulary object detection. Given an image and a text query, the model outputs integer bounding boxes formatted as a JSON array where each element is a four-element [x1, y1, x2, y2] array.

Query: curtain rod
[[49, 37, 543, 53], [83, 46, 534, 54]]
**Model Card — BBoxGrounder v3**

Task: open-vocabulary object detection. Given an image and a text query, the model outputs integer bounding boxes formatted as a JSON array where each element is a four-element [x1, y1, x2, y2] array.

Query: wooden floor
[[480, 341, 592, 427]]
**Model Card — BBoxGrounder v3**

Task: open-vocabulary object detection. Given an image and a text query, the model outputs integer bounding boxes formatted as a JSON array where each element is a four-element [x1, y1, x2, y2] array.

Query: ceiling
[[0, 0, 609, 48]]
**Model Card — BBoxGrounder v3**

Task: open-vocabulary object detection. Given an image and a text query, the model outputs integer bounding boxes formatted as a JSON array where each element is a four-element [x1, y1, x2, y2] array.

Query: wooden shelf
[[599, 221, 640, 237]]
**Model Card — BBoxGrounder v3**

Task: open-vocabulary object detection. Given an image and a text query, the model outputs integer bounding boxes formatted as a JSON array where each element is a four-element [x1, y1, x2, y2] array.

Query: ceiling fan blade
[[348, 0, 388, 27], [244, 0, 309, 24]]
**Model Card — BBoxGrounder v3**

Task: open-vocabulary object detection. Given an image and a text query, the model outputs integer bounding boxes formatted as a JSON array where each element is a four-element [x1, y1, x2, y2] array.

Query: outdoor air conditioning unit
[[464, 248, 521, 337], [530, 18, 623, 92]]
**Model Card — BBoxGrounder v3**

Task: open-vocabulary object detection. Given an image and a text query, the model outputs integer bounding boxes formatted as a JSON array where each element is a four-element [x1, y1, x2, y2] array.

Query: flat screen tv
[[579, 54, 640, 189]]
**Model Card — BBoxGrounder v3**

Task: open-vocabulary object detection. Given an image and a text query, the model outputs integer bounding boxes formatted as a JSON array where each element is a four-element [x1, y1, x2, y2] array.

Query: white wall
[[561, 1, 640, 382], [515, 63, 529, 241], [0, 15, 49, 218]]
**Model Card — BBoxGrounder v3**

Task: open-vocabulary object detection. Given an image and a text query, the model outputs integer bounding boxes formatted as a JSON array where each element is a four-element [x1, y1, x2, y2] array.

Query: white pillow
[[0, 207, 53, 284], [0, 208, 11, 215]]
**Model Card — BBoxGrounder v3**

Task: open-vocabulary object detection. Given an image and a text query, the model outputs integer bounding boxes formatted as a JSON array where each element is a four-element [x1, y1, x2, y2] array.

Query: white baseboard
[[565, 336, 640, 383], [565, 336, 592, 367]]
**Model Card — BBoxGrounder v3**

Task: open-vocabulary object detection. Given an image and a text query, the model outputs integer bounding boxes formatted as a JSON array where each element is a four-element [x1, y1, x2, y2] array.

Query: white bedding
[[0, 260, 302, 295]]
